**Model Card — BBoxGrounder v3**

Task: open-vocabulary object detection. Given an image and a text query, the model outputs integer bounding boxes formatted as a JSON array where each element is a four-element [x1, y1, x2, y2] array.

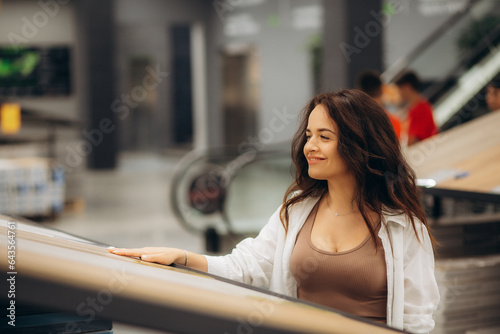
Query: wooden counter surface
[[405, 111, 500, 193]]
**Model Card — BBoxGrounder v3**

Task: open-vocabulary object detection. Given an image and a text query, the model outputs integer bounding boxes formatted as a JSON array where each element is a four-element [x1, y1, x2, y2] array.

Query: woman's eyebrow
[[305, 128, 335, 132]]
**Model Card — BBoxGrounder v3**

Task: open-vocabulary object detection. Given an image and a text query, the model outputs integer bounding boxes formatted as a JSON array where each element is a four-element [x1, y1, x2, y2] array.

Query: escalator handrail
[[219, 149, 292, 234], [382, 0, 481, 82], [169, 147, 240, 235], [421, 23, 500, 103], [169, 145, 291, 235]]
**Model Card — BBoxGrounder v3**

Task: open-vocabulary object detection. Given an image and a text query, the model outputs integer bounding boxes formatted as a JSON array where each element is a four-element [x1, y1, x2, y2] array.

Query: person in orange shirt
[[357, 70, 401, 140]]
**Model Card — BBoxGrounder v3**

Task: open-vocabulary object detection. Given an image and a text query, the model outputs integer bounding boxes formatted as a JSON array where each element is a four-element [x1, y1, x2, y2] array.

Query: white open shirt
[[207, 196, 440, 333]]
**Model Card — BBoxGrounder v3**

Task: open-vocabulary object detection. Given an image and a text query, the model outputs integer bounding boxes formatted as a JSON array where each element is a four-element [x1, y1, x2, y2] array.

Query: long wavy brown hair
[[280, 89, 434, 247]]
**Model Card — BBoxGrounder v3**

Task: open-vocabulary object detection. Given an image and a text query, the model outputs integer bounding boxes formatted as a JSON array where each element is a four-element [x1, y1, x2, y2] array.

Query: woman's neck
[[326, 177, 358, 213]]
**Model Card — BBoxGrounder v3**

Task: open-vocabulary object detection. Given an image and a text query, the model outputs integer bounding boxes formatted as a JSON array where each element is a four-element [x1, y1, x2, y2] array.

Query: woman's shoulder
[[288, 195, 320, 213], [382, 209, 425, 230], [289, 196, 319, 224], [383, 210, 432, 245]]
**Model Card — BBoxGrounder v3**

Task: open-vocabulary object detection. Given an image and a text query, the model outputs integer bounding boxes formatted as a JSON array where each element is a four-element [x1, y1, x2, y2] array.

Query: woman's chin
[[308, 171, 327, 180]]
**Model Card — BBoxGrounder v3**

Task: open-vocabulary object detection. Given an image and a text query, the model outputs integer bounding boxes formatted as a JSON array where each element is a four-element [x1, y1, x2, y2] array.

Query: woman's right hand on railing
[[107, 246, 208, 271]]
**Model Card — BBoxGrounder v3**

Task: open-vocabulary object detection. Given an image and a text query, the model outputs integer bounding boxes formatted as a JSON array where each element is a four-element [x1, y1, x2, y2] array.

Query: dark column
[[322, 0, 383, 92], [170, 25, 194, 145], [75, 0, 117, 169]]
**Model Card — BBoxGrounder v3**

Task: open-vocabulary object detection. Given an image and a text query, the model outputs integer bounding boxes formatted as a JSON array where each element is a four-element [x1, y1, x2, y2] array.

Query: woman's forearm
[[184, 251, 208, 272]]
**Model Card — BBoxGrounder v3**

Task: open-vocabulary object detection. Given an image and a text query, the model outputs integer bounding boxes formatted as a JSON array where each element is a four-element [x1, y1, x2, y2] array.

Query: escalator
[[383, 0, 500, 129], [169, 145, 293, 253], [170, 0, 500, 253]]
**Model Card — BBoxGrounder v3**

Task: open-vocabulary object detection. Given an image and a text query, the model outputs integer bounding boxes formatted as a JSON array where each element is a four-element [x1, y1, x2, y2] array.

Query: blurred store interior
[[1, 0, 500, 333]]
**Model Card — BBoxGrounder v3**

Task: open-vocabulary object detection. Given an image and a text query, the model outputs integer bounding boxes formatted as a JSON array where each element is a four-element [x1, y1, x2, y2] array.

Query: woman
[[110, 90, 440, 333]]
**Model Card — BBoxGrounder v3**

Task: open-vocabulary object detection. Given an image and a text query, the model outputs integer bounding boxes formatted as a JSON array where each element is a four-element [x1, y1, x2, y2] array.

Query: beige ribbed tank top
[[290, 202, 387, 323]]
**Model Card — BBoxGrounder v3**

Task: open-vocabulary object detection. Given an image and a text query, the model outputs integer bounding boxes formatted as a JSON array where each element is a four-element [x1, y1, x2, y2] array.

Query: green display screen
[[0, 46, 71, 97]]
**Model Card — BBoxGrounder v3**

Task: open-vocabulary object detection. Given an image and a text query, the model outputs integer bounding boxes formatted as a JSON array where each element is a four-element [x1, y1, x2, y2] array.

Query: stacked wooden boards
[[405, 111, 500, 194], [0, 217, 402, 334]]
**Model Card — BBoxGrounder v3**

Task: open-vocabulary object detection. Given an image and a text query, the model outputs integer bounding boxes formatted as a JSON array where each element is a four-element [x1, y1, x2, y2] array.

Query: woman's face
[[303, 104, 350, 181], [486, 85, 500, 111]]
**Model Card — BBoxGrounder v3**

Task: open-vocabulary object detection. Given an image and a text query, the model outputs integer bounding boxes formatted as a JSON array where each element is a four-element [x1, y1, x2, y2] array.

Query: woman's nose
[[304, 138, 318, 153]]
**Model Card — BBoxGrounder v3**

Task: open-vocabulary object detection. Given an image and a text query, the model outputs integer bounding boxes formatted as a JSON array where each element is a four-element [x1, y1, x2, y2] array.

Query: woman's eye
[[305, 135, 311, 140], [321, 136, 329, 140]]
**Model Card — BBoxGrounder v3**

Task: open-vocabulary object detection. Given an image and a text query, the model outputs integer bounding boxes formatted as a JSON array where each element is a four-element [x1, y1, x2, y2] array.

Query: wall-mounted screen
[[0, 46, 71, 97]]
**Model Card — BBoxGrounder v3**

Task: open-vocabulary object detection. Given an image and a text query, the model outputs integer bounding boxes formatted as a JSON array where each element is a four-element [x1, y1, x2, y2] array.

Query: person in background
[[357, 70, 401, 140], [109, 90, 440, 333], [486, 73, 500, 112], [395, 71, 437, 145]]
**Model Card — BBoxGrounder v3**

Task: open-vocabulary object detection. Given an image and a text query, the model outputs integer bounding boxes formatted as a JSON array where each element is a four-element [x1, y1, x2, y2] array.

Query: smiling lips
[[307, 157, 326, 165]]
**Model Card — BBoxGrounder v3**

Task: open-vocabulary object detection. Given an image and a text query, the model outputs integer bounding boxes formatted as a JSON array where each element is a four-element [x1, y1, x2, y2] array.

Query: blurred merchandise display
[[466, 326, 500, 334], [0, 157, 64, 218], [0, 104, 84, 216], [433, 255, 500, 334]]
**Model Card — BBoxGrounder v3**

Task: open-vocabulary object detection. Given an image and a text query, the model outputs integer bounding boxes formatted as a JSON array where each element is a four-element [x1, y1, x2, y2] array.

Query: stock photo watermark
[[340, 0, 412, 64], [434, 276, 467, 315], [52, 64, 169, 174], [5, 220, 17, 327], [238, 106, 296, 155], [227, 298, 276, 334], [224, 254, 329, 334], [213, 0, 264, 21], [59, 267, 134, 333], [7, 0, 70, 51], [180, 105, 295, 217], [405, 132, 448, 168], [3, 218, 133, 331]]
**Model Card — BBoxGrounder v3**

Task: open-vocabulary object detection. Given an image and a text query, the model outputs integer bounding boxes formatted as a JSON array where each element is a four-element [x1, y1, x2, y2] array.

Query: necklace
[[325, 195, 357, 216]]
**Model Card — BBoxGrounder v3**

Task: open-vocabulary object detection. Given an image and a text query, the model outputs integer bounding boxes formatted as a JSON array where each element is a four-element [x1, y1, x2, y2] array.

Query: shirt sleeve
[[205, 206, 282, 288], [402, 223, 441, 333]]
